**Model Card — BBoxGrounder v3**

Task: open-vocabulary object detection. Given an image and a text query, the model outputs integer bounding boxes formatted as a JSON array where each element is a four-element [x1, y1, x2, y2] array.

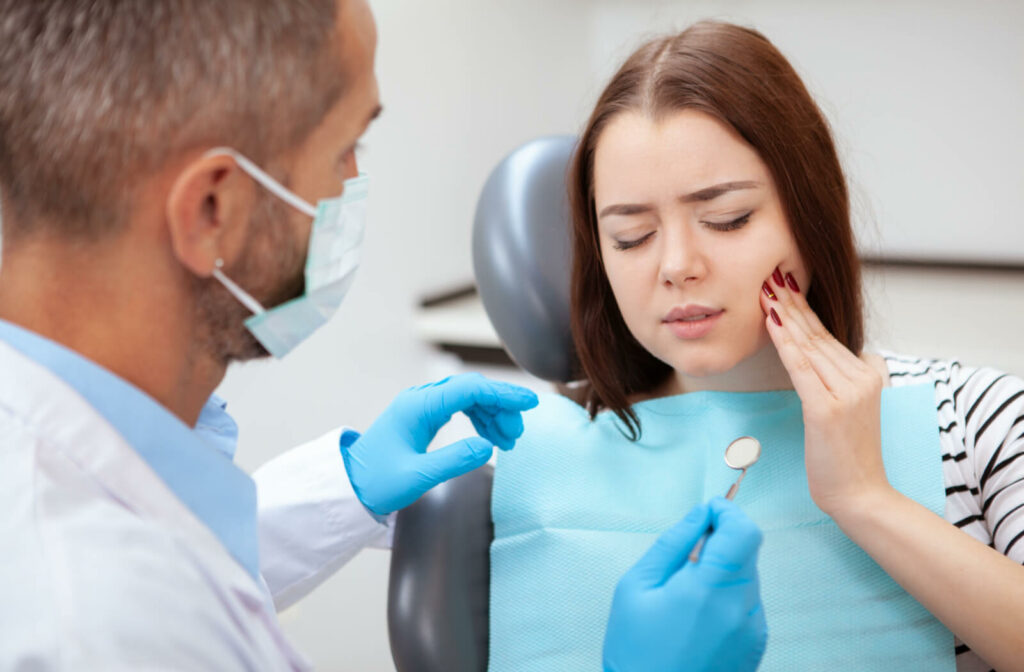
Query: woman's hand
[[759, 267, 893, 519], [758, 267, 1024, 670]]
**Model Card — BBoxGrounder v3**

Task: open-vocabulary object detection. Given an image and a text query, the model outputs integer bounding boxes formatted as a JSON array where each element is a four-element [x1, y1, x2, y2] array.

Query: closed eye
[[703, 211, 752, 231], [613, 231, 654, 251]]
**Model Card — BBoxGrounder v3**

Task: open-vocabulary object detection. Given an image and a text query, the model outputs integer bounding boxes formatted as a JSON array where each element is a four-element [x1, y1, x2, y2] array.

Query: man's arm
[[254, 428, 392, 611]]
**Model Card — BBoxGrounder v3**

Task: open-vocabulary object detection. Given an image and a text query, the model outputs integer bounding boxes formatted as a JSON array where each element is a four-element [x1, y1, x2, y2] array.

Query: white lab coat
[[0, 340, 391, 670]]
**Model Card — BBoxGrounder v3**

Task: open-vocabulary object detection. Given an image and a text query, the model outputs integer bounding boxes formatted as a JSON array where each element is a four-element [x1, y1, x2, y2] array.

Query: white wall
[[206, 2, 1023, 670], [584, 0, 1024, 265]]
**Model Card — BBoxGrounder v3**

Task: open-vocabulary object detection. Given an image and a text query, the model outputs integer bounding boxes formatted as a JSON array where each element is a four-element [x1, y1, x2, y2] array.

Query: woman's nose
[[657, 226, 706, 287]]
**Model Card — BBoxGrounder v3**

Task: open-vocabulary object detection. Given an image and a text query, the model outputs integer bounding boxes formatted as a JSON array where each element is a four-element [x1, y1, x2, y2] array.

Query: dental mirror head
[[724, 436, 761, 471]]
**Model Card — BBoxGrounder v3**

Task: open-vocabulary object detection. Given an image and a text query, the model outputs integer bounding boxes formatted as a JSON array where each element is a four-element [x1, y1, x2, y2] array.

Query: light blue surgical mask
[[205, 147, 369, 358]]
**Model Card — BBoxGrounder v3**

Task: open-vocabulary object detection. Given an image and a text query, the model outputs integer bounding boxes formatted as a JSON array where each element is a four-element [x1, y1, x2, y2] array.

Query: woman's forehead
[[593, 109, 770, 205]]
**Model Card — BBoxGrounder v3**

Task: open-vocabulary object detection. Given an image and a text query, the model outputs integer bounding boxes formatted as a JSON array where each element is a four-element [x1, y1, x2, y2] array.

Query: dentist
[[0, 0, 765, 670]]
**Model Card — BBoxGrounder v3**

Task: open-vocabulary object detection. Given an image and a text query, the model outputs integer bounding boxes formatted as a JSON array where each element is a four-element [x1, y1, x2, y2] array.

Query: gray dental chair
[[387, 135, 577, 672]]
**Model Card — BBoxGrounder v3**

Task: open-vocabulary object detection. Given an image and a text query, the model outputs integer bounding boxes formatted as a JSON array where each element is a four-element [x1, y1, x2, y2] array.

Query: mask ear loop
[[203, 147, 317, 218], [211, 258, 266, 316], [201, 147, 314, 317]]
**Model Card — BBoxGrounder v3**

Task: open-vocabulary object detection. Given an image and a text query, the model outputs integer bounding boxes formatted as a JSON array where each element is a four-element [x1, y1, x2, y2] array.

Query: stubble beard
[[192, 190, 307, 367]]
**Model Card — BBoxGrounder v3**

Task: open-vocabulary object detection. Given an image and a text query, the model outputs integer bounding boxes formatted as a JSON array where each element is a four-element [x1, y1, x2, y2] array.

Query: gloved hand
[[603, 497, 767, 672], [340, 373, 539, 515]]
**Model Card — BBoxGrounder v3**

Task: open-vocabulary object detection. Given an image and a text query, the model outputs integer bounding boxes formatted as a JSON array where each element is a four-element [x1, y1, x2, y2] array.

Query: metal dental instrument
[[688, 436, 762, 564]]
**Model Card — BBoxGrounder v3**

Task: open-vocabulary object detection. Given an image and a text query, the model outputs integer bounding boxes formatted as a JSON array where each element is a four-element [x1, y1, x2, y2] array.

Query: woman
[[490, 21, 1024, 672]]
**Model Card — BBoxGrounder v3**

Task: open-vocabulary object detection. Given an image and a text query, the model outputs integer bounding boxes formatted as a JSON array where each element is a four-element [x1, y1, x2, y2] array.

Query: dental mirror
[[723, 436, 761, 499], [688, 436, 762, 563]]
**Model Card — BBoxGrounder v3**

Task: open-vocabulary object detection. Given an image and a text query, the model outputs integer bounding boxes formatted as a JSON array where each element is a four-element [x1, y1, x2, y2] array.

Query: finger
[[466, 408, 516, 451], [492, 409, 525, 446], [426, 374, 538, 421], [627, 503, 712, 588], [764, 308, 832, 400], [419, 436, 494, 485], [775, 270, 868, 373], [467, 405, 526, 447], [768, 269, 818, 338], [770, 299, 852, 395], [695, 497, 763, 573], [466, 408, 499, 445]]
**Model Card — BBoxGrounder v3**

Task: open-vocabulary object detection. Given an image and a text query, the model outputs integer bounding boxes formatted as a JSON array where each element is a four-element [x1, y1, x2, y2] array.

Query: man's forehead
[[336, 0, 377, 66]]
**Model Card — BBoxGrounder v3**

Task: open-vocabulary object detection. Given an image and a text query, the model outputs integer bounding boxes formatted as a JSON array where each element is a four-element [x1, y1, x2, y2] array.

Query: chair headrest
[[471, 135, 577, 383]]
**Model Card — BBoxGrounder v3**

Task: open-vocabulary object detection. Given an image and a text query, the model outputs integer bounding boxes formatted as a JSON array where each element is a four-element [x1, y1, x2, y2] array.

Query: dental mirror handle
[[687, 468, 746, 564], [724, 468, 747, 500]]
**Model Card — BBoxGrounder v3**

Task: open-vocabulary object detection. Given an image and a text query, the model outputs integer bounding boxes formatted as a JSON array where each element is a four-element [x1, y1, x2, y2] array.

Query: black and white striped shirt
[[882, 352, 1024, 672]]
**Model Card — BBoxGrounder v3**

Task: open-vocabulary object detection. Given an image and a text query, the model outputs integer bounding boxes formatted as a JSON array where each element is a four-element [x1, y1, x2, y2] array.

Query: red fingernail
[[772, 267, 785, 288], [770, 308, 782, 326], [762, 282, 777, 300], [785, 272, 800, 293]]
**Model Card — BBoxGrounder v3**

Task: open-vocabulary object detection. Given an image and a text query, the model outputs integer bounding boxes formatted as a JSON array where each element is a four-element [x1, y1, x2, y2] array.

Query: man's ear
[[165, 153, 256, 277]]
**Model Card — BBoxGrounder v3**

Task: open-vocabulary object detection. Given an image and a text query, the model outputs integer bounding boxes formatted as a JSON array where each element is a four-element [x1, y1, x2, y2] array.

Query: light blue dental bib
[[490, 384, 953, 671]]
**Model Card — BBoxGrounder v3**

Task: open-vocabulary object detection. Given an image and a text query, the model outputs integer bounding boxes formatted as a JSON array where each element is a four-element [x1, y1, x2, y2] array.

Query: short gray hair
[[0, 0, 344, 239]]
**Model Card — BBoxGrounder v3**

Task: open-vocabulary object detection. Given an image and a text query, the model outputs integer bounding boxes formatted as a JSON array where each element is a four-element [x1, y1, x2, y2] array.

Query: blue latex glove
[[603, 497, 767, 672], [340, 373, 539, 515]]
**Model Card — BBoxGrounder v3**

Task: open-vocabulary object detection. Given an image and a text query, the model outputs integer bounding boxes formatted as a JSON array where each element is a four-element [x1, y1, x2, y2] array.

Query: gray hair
[[0, 0, 344, 239]]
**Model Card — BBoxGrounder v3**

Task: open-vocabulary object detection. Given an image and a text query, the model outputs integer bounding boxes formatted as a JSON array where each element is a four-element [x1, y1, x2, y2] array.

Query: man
[[0, 1, 765, 670]]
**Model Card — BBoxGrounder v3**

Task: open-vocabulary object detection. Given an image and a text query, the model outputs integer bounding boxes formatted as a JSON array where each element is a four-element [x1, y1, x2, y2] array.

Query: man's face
[[196, 0, 381, 365]]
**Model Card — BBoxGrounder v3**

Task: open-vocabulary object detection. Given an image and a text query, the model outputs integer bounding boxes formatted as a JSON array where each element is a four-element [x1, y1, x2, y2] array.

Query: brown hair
[[568, 21, 862, 439], [0, 0, 344, 240]]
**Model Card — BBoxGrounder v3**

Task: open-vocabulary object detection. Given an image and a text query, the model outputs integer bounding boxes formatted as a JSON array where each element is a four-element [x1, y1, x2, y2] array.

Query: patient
[[490, 21, 1024, 672]]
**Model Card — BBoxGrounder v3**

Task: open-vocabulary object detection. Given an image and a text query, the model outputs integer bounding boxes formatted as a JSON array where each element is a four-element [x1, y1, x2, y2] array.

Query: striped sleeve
[[885, 353, 1024, 562], [959, 368, 1024, 561], [883, 353, 1023, 672]]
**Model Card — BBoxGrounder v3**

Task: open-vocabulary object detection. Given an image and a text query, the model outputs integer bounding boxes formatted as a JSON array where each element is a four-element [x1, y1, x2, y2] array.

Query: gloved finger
[[467, 408, 524, 451], [427, 374, 538, 420], [466, 409, 513, 451], [696, 497, 763, 573], [625, 503, 712, 588], [418, 436, 495, 486], [492, 409, 525, 445]]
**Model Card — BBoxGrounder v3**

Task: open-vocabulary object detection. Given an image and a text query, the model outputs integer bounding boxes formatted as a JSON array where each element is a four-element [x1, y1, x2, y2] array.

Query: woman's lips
[[663, 309, 724, 339]]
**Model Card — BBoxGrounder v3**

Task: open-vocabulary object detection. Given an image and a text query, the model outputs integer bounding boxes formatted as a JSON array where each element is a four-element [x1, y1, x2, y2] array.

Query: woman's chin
[[669, 354, 739, 379]]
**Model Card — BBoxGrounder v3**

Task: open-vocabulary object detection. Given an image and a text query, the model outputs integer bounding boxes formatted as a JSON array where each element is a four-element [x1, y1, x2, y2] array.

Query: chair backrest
[[472, 135, 578, 383], [388, 137, 579, 671], [387, 466, 494, 672]]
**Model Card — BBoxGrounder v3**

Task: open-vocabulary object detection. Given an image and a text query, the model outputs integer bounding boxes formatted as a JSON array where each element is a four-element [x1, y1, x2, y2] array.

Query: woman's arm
[[761, 267, 1024, 672], [831, 486, 1024, 672]]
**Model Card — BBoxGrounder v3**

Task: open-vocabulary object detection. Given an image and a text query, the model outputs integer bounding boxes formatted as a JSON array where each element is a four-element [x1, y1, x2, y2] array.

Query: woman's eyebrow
[[680, 180, 761, 203], [598, 203, 654, 218], [597, 180, 761, 219]]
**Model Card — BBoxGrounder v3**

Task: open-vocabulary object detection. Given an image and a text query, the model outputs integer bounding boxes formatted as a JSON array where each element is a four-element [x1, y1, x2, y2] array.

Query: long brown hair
[[569, 21, 862, 439]]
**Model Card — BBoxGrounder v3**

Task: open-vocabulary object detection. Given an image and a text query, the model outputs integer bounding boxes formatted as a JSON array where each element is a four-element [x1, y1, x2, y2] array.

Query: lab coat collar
[[0, 319, 259, 580]]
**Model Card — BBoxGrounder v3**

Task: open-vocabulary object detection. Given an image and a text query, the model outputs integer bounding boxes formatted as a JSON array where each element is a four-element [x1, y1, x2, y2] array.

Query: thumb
[[627, 503, 712, 588], [418, 436, 494, 487]]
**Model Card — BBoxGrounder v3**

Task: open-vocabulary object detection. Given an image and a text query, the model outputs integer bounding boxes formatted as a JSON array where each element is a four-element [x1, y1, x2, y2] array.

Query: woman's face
[[593, 109, 807, 380]]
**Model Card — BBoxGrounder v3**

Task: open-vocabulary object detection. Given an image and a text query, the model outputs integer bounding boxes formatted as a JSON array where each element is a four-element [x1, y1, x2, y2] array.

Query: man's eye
[[703, 211, 753, 231], [613, 232, 654, 251]]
